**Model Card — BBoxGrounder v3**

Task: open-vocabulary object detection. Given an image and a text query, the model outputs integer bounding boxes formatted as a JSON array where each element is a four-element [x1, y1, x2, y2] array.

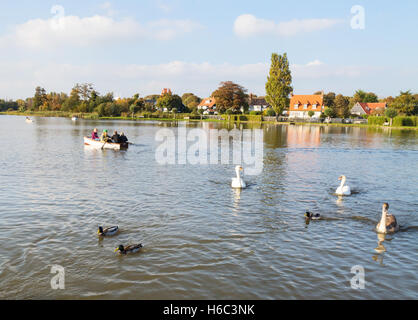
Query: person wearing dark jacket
[[111, 131, 120, 143], [119, 132, 128, 144]]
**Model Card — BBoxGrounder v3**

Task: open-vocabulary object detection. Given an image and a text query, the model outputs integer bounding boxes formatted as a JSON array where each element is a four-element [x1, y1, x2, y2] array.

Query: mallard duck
[[376, 203, 400, 234], [305, 211, 321, 221], [97, 226, 119, 237], [115, 244, 143, 255]]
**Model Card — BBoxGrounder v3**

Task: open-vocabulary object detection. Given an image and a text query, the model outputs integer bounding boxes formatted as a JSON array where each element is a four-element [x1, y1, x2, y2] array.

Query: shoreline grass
[[2, 110, 418, 131]]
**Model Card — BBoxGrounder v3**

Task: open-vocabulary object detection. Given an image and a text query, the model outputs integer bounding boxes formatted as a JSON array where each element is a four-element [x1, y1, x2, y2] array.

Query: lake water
[[0, 115, 417, 299]]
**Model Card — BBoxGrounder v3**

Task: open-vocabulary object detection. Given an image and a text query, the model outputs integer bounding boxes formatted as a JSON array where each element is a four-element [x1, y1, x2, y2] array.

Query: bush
[[249, 111, 262, 115], [368, 116, 387, 126], [264, 108, 276, 117], [392, 116, 415, 127]]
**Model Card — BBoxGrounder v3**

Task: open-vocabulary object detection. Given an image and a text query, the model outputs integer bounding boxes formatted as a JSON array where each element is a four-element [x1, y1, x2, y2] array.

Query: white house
[[289, 94, 324, 119]]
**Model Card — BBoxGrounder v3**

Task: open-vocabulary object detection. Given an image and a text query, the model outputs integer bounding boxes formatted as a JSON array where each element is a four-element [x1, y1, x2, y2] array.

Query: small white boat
[[71, 116, 78, 121], [25, 118, 33, 124], [84, 137, 128, 150]]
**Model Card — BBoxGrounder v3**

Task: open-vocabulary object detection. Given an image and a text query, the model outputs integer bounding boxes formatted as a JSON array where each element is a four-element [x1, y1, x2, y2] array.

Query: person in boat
[[111, 130, 120, 143], [119, 132, 128, 144], [91, 128, 99, 140], [100, 129, 112, 142]]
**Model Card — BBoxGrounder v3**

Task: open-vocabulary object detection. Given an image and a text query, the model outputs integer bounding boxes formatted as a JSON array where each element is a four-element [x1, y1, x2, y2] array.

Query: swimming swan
[[231, 165, 246, 189], [335, 175, 351, 196], [376, 203, 399, 234]]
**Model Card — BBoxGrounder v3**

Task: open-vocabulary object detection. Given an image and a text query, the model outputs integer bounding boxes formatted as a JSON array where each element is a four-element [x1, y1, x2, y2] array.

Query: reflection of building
[[198, 97, 217, 114], [289, 94, 324, 119], [351, 102, 387, 116], [286, 125, 321, 147], [248, 94, 270, 112]]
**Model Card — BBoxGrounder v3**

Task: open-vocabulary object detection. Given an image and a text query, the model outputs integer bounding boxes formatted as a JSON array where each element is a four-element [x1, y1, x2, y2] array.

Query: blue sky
[[0, 0, 417, 99]]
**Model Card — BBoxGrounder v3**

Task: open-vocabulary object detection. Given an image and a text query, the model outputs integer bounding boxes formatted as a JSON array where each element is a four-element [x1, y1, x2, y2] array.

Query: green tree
[[212, 81, 248, 114], [391, 91, 418, 115], [323, 92, 336, 108], [156, 94, 184, 112], [62, 86, 81, 111], [385, 108, 398, 126], [324, 107, 336, 118], [308, 110, 315, 119], [265, 53, 293, 120], [350, 89, 379, 106]]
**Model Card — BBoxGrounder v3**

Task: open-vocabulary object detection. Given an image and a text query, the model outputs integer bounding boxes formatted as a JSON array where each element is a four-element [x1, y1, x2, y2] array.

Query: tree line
[[1, 54, 417, 117]]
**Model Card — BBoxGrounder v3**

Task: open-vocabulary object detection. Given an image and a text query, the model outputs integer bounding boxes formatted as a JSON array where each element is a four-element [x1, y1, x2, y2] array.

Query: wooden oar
[[101, 141, 107, 150]]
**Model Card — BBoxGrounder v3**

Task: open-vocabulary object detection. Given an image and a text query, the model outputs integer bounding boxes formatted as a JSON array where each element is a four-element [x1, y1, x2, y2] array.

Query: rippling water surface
[[0, 115, 417, 299]]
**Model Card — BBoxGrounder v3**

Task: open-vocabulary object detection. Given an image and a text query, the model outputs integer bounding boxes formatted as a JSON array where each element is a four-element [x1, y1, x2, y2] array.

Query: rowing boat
[[83, 137, 128, 150]]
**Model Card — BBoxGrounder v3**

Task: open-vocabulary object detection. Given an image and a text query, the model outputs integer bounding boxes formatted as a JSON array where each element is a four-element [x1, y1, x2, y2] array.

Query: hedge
[[392, 116, 417, 127], [368, 115, 418, 127], [368, 116, 387, 125]]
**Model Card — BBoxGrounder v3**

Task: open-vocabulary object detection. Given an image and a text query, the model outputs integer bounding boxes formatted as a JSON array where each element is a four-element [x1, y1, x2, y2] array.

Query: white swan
[[335, 175, 351, 196], [231, 165, 246, 189], [376, 203, 399, 234]]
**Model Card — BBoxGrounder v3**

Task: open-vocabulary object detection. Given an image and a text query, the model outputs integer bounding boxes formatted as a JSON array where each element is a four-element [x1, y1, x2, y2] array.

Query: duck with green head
[[305, 211, 321, 221], [115, 244, 143, 255]]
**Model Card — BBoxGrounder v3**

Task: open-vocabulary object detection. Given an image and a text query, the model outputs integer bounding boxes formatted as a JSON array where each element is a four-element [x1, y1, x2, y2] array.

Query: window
[[303, 104, 308, 109], [312, 104, 317, 109]]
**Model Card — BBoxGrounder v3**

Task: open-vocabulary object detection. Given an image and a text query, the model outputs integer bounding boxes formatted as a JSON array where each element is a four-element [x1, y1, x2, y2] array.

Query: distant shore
[[2, 110, 418, 131]]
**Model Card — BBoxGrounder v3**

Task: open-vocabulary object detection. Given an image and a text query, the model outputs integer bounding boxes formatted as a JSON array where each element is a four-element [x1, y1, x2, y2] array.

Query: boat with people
[[71, 116, 78, 121], [84, 137, 128, 150], [25, 117, 33, 124]]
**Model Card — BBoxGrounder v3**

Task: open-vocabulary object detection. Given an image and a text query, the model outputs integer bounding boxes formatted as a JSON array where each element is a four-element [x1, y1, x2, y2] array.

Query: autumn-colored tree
[[212, 81, 248, 114], [265, 53, 292, 119], [33, 86, 47, 110], [334, 94, 350, 118], [182, 93, 201, 110]]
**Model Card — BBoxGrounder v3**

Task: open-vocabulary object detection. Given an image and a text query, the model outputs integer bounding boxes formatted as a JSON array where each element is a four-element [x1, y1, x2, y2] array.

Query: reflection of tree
[[263, 125, 287, 149]]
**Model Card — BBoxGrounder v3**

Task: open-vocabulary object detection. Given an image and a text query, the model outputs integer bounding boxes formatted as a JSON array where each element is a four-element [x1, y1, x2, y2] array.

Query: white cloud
[[0, 14, 202, 49], [234, 14, 342, 37], [100, 2, 117, 16], [0, 60, 380, 100], [156, 1, 172, 13]]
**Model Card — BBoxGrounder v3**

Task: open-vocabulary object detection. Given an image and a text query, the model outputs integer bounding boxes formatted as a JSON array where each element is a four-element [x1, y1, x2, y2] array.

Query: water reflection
[[286, 125, 321, 148], [232, 188, 241, 212], [374, 233, 387, 254], [1, 116, 418, 299], [372, 233, 388, 265]]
